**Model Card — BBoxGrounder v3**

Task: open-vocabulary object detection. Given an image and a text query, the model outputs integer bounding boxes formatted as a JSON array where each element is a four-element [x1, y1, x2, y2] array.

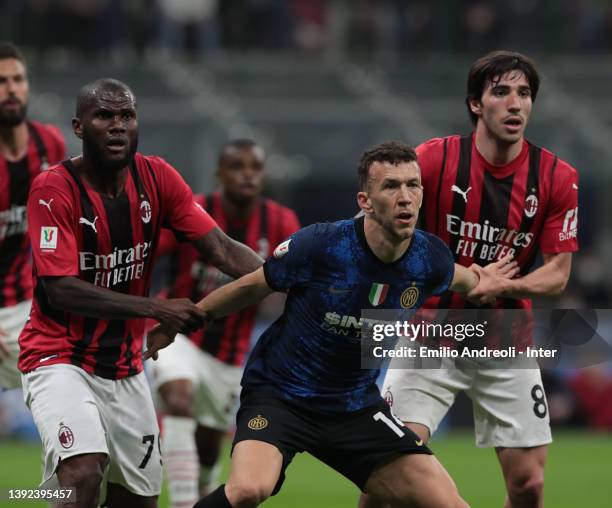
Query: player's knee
[[58, 453, 107, 492], [226, 480, 274, 507], [506, 468, 544, 502]]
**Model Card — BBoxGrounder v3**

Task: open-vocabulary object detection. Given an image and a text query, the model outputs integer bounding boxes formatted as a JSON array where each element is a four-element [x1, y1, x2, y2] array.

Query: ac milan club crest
[[524, 194, 538, 218], [58, 425, 74, 449], [140, 200, 152, 224]]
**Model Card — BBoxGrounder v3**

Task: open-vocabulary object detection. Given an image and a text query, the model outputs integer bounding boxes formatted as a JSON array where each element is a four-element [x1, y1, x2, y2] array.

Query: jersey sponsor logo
[[369, 282, 389, 306], [79, 216, 99, 234], [560, 207, 578, 241], [79, 241, 152, 288], [58, 424, 74, 449], [524, 194, 538, 218], [247, 415, 268, 430], [447, 214, 534, 261], [0, 205, 27, 240], [38, 198, 53, 212], [322, 312, 384, 338], [451, 184, 472, 203], [40, 226, 58, 250], [400, 285, 419, 309], [273, 239, 291, 258], [140, 200, 152, 224]]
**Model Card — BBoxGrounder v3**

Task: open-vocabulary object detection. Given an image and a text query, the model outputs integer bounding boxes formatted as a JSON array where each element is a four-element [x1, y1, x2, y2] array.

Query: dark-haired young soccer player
[[0, 41, 65, 390], [147, 141, 518, 508], [18, 78, 263, 508], [366, 51, 579, 508], [151, 139, 299, 507]]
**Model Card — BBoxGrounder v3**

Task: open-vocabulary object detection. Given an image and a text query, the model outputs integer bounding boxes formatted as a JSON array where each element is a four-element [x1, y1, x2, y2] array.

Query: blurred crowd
[[3, 0, 612, 57]]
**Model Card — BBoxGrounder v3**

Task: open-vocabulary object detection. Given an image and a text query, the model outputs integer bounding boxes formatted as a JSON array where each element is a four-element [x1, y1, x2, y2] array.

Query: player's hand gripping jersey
[[18, 154, 217, 378], [241, 216, 455, 413]]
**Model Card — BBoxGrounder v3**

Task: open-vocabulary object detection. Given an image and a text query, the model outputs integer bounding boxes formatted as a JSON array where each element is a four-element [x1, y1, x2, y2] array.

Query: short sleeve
[[540, 162, 579, 254], [28, 176, 78, 277], [263, 224, 318, 291], [153, 157, 218, 241]]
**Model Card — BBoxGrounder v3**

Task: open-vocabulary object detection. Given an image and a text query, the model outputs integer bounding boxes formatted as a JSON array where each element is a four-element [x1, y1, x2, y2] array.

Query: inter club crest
[[524, 193, 538, 218], [58, 424, 74, 449]]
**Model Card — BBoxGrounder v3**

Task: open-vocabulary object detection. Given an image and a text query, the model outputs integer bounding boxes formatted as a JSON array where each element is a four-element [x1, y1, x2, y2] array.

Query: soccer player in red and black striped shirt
[[151, 140, 299, 507], [18, 79, 262, 508], [369, 52, 578, 508], [0, 42, 65, 390]]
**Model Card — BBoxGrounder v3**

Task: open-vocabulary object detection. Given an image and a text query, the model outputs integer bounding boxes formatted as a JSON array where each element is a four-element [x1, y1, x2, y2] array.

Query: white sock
[[161, 416, 198, 508], [199, 460, 222, 496]]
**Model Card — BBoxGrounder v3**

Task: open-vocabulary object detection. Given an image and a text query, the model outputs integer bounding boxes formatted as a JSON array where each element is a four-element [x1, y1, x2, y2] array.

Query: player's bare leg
[[358, 423, 432, 508], [158, 379, 200, 507], [55, 453, 108, 508], [364, 453, 469, 508], [194, 440, 282, 508], [195, 424, 226, 495], [496, 445, 547, 508], [105, 483, 157, 508]]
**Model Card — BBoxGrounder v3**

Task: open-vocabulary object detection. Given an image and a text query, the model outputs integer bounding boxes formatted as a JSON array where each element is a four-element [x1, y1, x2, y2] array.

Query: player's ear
[[72, 118, 83, 139], [469, 98, 482, 118], [357, 191, 373, 213]]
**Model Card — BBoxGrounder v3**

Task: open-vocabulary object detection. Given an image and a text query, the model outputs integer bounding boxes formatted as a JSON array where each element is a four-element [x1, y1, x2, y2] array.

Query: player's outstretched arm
[[144, 267, 273, 360], [482, 251, 572, 299], [450, 254, 519, 296], [192, 227, 264, 279], [42, 276, 208, 334]]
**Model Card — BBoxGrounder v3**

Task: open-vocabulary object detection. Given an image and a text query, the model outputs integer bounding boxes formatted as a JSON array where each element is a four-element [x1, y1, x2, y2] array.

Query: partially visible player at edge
[[147, 141, 519, 508], [18, 79, 263, 508], [0, 41, 65, 390], [362, 51, 579, 508], [151, 139, 300, 507]]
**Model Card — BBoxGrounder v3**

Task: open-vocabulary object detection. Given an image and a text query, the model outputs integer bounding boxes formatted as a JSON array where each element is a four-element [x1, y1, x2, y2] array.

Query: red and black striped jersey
[[0, 121, 65, 307], [18, 153, 217, 379], [158, 191, 300, 366], [418, 134, 578, 310]]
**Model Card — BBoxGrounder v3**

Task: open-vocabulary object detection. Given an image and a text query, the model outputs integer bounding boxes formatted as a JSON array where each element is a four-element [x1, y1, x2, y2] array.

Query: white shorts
[[150, 334, 242, 430], [22, 364, 162, 496], [0, 299, 31, 389], [382, 359, 552, 448]]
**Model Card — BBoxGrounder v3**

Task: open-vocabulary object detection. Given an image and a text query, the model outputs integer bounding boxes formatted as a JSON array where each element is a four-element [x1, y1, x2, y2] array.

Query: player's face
[[218, 146, 265, 204], [471, 71, 532, 144], [74, 90, 138, 172], [0, 58, 29, 127], [360, 161, 423, 241]]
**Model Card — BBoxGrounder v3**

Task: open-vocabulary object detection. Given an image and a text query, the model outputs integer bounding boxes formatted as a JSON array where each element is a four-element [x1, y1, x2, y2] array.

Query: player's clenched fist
[[151, 298, 210, 334]]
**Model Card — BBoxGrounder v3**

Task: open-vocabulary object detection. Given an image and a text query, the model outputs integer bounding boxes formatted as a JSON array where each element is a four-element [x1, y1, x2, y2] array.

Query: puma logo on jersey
[[39, 198, 54, 212], [572, 183, 578, 190], [79, 216, 99, 233], [451, 185, 472, 203], [415, 439, 424, 446]]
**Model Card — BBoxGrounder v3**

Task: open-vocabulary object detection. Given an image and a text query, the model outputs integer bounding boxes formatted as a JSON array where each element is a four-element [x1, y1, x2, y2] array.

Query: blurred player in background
[[18, 79, 263, 508], [0, 41, 65, 390], [362, 51, 579, 508], [147, 141, 519, 508], [151, 139, 300, 507]]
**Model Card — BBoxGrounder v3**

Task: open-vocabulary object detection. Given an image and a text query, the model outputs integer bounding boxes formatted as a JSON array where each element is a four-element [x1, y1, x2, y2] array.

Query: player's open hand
[[467, 254, 519, 305], [143, 324, 177, 361], [153, 298, 210, 334]]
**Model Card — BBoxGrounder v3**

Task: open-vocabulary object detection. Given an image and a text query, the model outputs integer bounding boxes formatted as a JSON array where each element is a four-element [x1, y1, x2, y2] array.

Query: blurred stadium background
[[1, 1, 612, 506]]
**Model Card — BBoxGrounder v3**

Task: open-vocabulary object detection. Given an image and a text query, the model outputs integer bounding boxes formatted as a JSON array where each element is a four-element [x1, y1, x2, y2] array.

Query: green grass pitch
[[0, 431, 610, 507]]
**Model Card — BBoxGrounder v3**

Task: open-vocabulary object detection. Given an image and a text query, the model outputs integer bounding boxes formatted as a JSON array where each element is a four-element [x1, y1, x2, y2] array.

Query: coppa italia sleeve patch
[[273, 239, 291, 258], [40, 226, 58, 250]]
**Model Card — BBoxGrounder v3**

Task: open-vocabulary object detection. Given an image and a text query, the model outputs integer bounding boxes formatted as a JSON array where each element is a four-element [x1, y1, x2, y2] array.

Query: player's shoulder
[[29, 120, 64, 147], [414, 229, 452, 257], [136, 153, 172, 172], [417, 135, 461, 155], [531, 143, 579, 179], [262, 197, 298, 218], [31, 162, 72, 190]]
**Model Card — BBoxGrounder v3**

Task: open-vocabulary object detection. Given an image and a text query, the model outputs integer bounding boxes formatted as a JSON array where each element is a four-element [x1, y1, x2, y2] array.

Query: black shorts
[[232, 391, 432, 494]]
